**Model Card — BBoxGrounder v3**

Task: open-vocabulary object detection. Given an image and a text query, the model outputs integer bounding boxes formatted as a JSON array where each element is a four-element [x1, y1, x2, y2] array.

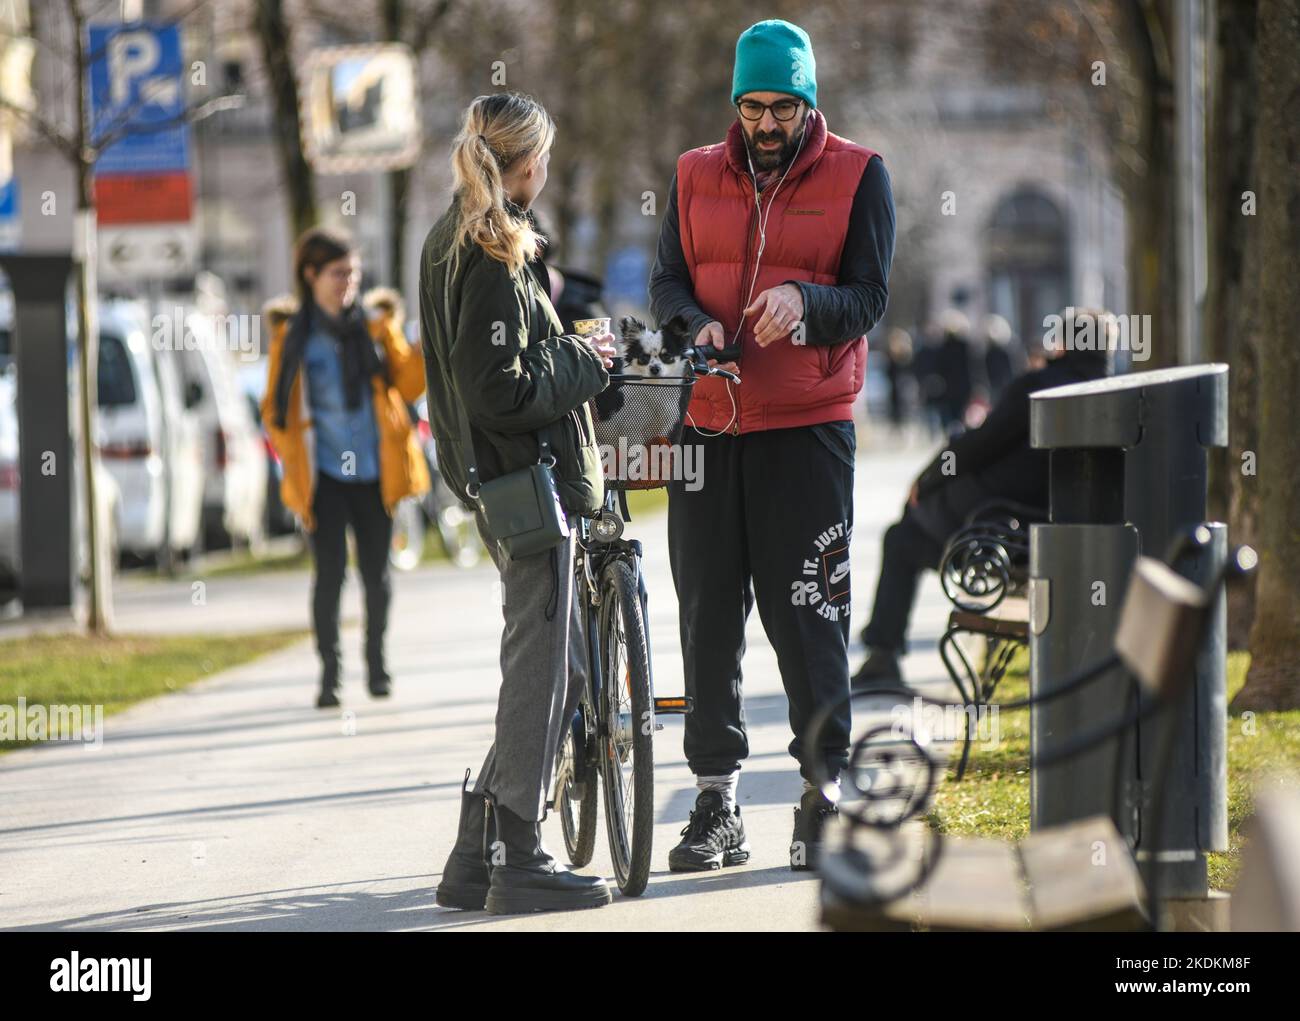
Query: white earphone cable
[[689, 120, 806, 439]]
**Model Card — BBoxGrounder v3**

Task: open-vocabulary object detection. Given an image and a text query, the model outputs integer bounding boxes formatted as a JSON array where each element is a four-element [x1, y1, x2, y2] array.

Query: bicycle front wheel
[[597, 558, 654, 896], [555, 709, 598, 867]]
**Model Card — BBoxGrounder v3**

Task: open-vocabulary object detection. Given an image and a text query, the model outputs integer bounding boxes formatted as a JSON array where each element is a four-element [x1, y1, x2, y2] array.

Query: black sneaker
[[668, 790, 750, 872], [790, 787, 838, 871], [851, 646, 907, 693]]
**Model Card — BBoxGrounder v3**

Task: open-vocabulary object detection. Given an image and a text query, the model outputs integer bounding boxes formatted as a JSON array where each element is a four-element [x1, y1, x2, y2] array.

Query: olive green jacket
[[418, 201, 609, 515]]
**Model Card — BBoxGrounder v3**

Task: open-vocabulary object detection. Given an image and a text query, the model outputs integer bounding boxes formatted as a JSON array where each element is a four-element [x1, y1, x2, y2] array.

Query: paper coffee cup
[[573, 317, 611, 337]]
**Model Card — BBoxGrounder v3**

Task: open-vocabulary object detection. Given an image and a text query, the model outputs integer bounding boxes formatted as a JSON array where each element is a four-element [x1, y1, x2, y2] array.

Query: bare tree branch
[[0, 95, 79, 162], [80, 0, 211, 68], [89, 93, 246, 158], [408, 0, 457, 53], [299, 0, 370, 43]]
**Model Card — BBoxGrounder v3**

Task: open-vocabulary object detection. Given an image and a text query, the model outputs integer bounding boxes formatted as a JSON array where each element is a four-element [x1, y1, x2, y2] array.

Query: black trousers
[[860, 507, 945, 655], [667, 423, 855, 783], [309, 472, 393, 682]]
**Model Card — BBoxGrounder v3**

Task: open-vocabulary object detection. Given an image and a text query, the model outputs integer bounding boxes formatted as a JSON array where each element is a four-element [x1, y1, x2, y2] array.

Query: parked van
[[96, 302, 204, 564], [0, 366, 20, 587], [166, 312, 267, 549], [0, 362, 122, 599]]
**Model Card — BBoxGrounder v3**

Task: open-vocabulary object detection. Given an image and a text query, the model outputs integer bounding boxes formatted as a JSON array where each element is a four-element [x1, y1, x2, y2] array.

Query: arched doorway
[[984, 187, 1069, 349]]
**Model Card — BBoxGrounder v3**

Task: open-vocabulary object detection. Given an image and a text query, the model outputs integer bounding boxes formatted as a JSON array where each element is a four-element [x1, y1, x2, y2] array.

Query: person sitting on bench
[[853, 308, 1115, 690]]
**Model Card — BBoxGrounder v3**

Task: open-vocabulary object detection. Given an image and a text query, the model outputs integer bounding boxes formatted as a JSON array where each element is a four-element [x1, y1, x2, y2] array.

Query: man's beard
[[747, 119, 805, 172]]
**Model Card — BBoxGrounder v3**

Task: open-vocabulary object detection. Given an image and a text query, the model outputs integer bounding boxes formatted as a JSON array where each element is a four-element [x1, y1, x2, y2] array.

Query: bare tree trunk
[[68, 0, 110, 633], [382, 0, 408, 294], [1232, 0, 1300, 711], [545, 0, 590, 259], [254, 0, 317, 239], [1206, 0, 1260, 648], [1124, 1, 1180, 369]]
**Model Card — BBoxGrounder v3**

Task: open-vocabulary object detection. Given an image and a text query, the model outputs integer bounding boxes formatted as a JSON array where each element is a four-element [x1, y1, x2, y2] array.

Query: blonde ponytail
[[446, 91, 555, 275]]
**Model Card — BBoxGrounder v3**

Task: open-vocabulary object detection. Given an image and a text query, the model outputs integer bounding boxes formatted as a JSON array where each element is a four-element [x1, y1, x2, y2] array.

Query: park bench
[[820, 815, 1147, 932], [935, 499, 1042, 777], [816, 535, 1255, 933]]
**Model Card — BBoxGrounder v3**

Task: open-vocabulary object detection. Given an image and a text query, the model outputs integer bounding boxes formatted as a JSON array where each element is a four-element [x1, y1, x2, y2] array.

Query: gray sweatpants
[[471, 512, 587, 822]]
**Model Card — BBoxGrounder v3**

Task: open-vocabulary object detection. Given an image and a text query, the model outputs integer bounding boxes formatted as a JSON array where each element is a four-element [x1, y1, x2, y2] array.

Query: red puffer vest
[[676, 109, 877, 433]]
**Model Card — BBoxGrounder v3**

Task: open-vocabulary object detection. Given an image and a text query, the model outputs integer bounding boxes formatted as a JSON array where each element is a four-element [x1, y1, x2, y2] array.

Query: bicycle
[[551, 347, 738, 896]]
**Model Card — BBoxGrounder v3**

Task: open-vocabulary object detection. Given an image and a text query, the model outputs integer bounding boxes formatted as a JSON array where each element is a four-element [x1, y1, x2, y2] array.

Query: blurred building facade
[[843, 13, 1127, 349], [10, 0, 1127, 349]]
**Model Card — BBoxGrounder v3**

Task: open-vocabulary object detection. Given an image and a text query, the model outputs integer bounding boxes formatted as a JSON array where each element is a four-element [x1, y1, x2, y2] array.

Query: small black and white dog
[[614, 315, 691, 379], [592, 316, 690, 436]]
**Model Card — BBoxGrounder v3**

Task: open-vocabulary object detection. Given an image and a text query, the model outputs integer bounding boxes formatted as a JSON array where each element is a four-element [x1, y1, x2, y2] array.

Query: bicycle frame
[[566, 490, 645, 788], [553, 355, 726, 887]]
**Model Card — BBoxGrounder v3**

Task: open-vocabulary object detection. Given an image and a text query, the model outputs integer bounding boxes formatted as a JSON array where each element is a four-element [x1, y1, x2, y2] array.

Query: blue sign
[[0, 176, 18, 252], [605, 246, 650, 304], [87, 23, 190, 176]]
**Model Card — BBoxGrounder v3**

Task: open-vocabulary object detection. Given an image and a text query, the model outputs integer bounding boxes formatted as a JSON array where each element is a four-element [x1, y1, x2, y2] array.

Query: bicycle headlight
[[592, 514, 623, 542]]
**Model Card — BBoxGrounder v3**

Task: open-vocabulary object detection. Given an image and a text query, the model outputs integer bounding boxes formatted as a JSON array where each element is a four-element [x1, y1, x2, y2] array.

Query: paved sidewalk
[[1, 441, 957, 932]]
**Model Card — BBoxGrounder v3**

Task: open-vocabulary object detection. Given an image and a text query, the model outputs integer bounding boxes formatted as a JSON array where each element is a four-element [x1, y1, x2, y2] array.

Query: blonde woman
[[419, 92, 616, 914]]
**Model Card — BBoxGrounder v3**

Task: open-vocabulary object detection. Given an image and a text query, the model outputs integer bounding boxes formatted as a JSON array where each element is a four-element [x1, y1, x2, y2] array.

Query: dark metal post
[[0, 254, 76, 610], [1028, 365, 1229, 899]]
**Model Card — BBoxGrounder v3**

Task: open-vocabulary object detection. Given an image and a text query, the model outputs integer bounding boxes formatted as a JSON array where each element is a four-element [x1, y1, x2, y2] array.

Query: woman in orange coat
[[261, 227, 429, 707]]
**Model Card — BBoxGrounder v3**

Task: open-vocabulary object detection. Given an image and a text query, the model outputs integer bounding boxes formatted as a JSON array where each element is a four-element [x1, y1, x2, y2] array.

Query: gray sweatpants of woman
[[471, 512, 586, 822]]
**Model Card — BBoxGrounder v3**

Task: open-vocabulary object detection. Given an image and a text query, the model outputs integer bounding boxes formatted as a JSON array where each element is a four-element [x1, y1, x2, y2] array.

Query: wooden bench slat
[[821, 826, 1029, 932], [1020, 815, 1147, 931], [949, 596, 1030, 639], [821, 814, 1148, 932]]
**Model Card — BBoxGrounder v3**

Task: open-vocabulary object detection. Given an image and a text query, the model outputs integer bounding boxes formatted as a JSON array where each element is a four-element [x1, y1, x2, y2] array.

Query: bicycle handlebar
[[688, 345, 740, 384]]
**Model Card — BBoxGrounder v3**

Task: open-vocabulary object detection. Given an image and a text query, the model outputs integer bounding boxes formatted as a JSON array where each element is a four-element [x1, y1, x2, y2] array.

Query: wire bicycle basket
[[589, 374, 698, 491]]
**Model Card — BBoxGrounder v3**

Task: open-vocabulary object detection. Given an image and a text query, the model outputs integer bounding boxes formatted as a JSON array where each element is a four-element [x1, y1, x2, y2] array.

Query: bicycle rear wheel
[[597, 558, 654, 896]]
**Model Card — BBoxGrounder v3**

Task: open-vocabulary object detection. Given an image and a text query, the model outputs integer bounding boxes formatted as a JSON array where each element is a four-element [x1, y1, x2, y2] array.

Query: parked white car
[[166, 313, 267, 549], [0, 364, 122, 596], [95, 303, 204, 564], [0, 367, 20, 586]]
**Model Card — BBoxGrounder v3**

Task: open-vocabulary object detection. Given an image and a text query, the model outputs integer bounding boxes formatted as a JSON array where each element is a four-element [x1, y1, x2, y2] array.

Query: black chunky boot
[[315, 659, 340, 709], [366, 657, 392, 698], [434, 771, 492, 910], [484, 802, 612, 915]]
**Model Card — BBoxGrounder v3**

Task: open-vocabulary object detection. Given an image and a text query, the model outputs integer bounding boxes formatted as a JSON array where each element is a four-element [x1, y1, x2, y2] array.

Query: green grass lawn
[[624, 487, 670, 518], [0, 629, 308, 753], [926, 648, 1300, 891], [201, 544, 312, 578]]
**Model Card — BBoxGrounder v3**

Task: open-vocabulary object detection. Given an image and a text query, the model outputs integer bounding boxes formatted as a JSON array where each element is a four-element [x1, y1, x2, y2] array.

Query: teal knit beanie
[[731, 19, 817, 109]]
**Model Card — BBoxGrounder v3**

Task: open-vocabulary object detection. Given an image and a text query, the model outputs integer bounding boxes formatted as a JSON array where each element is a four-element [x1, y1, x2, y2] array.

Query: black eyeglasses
[[735, 98, 804, 122]]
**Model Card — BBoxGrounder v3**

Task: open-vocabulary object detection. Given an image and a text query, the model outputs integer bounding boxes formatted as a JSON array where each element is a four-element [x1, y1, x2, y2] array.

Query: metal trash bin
[[1028, 364, 1229, 898]]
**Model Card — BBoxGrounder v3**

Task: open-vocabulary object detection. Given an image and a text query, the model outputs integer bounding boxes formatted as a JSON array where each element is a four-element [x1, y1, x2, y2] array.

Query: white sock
[[697, 773, 738, 812]]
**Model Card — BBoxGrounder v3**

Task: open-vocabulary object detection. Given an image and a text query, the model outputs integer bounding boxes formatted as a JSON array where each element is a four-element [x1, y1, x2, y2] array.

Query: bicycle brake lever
[[689, 346, 740, 383]]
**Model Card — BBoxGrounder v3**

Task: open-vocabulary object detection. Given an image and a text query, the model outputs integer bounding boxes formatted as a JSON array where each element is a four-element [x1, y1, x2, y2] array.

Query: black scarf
[[272, 296, 385, 430]]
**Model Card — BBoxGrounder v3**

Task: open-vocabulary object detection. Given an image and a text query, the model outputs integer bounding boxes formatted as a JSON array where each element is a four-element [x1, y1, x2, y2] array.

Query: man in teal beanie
[[650, 19, 896, 874], [732, 19, 818, 112]]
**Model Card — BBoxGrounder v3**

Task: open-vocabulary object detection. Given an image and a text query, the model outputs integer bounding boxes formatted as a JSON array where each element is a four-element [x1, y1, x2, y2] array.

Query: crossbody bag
[[440, 256, 569, 560]]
